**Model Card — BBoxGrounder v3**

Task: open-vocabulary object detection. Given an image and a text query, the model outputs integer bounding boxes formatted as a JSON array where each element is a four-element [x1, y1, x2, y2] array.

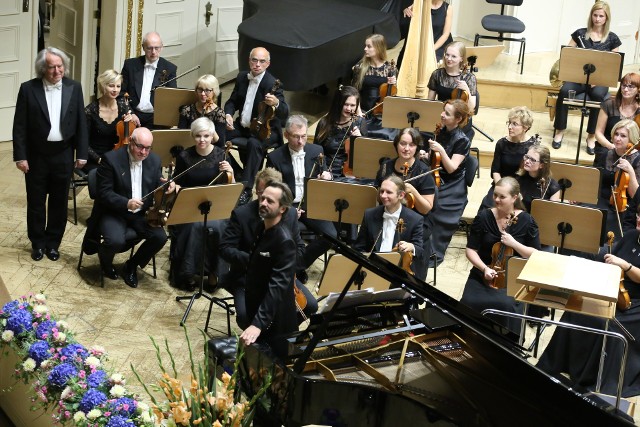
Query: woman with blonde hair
[[178, 74, 227, 147]]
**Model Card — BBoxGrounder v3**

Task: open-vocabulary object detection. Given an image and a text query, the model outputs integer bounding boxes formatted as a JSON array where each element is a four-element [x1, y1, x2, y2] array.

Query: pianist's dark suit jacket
[[120, 56, 177, 111], [265, 143, 326, 201], [354, 205, 424, 271]]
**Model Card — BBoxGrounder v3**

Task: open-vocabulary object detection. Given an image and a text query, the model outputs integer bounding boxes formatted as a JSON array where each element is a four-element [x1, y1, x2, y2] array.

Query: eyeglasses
[[144, 46, 162, 52], [621, 83, 637, 89], [250, 58, 268, 64], [196, 88, 214, 94], [523, 154, 539, 163], [506, 121, 523, 128], [289, 134, 307, 140], [132, 141, 153, 152]]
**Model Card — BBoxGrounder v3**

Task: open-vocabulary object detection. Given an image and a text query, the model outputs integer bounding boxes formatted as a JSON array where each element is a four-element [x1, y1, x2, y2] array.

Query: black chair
[[69, 168, 89, 225], [77, 169, 156, 288], [474, 0, 526, 74]]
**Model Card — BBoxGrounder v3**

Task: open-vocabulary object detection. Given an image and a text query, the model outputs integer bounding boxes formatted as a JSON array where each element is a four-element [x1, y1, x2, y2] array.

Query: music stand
[[151, 130, 192, 167], [550, 161, 601, 204], [465, 46, 504, 142], [557, 47, 622, 164], [530, 199, 604, 253], [316, 252, 401, 297], [167, 183, 244, 329], [381, 97, 443, 130], [153, 87, 195, 127], [351, 137, 396, 179]]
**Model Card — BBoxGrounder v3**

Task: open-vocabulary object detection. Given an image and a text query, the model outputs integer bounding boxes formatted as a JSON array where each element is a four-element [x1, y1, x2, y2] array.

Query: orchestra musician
[[13, 47, 88, 262], [92, 127, 174, 288], [224, 47, 289, 206], [219, 168, 317, 330], [460, 177, 540, 335], [537, 203, 640, 398], [354, 176, 424, 276], [84, 69, 136, 172], [178, 74, 227, 147], [427, 41, 477, 141], [376, 128, 435, 279], [593, 72, 640, 168], [314, 85, 367, 177], [479, 107, 536, 211], [170, 117, 234, 290], [266, 115, 336, 283], [516, 144, 561, 213], [551, 1, 620, 152], [120, 32, 178, 129], [423, 99, 471, 266]]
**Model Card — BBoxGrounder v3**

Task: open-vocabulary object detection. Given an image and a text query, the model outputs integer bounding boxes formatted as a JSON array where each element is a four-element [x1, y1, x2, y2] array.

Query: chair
[[69, 168, 89, 225], [77, 169, 156, 288], [474, 0, 526, 74]]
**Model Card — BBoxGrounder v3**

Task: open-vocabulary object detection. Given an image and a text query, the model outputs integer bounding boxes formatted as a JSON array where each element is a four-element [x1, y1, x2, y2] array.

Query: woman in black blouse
[[171, 117, 235, 289], [178, 74, 227, 148], [552, 1, 621, 153], [84, 69, 137, 171], [516, 144, 561, 213], [460, 177, 540, 335]]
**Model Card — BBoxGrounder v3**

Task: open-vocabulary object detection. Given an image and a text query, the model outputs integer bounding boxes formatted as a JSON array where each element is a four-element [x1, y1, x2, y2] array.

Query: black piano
[[237, 234, 635, 426], [237, 0, 401, 91]]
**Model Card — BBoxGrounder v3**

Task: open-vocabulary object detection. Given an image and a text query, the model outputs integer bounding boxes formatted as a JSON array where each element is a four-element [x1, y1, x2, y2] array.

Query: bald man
[[224, 47, 289, 205]]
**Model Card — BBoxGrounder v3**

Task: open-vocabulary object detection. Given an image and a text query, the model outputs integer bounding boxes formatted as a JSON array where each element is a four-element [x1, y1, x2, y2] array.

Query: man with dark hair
[[13, 47, 88, 261]]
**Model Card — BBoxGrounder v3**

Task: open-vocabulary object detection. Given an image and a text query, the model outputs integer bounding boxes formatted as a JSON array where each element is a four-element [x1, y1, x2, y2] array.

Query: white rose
[[34, 293, 47, 304], [137, 401, 149, 413], [1, 330, 14, 342], [84, 356, 101, 368], [40, 359, 51, 369], [33, 305, 48, 314], [56, 320, 68, 330], [110, 373, 125, 384], [73, 411, 86, 422], [109, 384, 126, 398], [54, 332, 67, 343], [22, 358, 36, 372], [141, 411, 153, 423], [60, 386, 73, 400], [86, 409, 101, 420]]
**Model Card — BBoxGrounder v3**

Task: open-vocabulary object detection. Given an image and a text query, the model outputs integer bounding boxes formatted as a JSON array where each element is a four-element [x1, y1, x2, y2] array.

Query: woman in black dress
[[537, 205, 640, 398], [315, 86, 368, 178], [171, 117, 235, 289], [397, 0, 453, 65], [480, 106, 536, 210], [460, 177, 540, 335], [423, 99, 470, 265], [178, 74, 227, 148], [84, 69, 137, 171], [376, 128, 436, 278], [551, 1, 621, 153], [516, 144, 561, 213], [593, 72, 640, 168]]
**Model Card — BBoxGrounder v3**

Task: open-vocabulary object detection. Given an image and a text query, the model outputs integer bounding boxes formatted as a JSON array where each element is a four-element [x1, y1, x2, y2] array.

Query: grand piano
[[237, 234, 635, 426], [237, 0, 402, 91]]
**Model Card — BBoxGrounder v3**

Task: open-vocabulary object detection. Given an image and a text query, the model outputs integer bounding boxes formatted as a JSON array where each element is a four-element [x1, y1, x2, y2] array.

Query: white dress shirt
[[380, 207, 402, 252], [290, 149, 306, 203], [240, 71, 264, 128], [128, 153, 143, 213], [43, 80, 63, 141], [137, 60, 158, 113]]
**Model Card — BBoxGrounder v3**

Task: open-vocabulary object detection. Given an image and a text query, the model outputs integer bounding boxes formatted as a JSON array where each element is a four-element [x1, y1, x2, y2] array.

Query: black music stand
[[305, 179, 378, 241], [557, 47, 622, 164], [167, 183, 243, 330], [381, 97, 443, 130], [550, 161, 601, 204]]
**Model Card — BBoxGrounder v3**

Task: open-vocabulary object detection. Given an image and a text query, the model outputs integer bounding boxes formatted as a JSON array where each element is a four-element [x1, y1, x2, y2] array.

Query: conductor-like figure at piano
[[354, 176, 424, 275], [120, 31, 177, 129], [224, 47, 289, 206]]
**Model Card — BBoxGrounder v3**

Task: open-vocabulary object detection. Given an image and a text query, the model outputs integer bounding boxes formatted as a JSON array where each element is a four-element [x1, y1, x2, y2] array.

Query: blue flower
[[35, 320, 57, 339], [109, 397, 137, 417], [6, 309, 33, 334], [79, 388, 107, 413], [48, 363, 77, 388], [105, 415, 135, 427], [28, 340, 50, 366], [60, 343, 87, 361], [1, 300, 20, 315], [87, 370, 107, 388]]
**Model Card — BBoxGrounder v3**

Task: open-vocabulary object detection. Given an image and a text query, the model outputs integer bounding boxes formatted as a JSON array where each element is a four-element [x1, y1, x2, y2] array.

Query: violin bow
[[328, 112, 358, 172], [141, 158, 206, 200]]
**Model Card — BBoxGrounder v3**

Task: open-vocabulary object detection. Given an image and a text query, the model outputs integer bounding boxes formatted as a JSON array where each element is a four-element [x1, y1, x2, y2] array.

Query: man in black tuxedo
[[94, 127, 174, 288], [121, 31, 177, 129], [266, 115, 337, 279], [13, 47, 88, 261], [354, 175, 424, 275], [219, 168, 316, 329], [224, 47, 289, 205]]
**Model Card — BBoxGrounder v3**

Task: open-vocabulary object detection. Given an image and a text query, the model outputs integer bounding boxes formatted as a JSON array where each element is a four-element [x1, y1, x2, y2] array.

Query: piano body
[[237, 0, 401, 91], [237, 234, 635, 426]]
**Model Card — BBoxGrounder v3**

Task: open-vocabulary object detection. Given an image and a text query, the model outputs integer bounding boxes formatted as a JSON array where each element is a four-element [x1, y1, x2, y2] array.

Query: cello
[[484, 212, 518, 289], [607, 231, 632, 311], [114, 93, 135, 150], [250, 79, 281, 141], [372, 60, 397, 116]]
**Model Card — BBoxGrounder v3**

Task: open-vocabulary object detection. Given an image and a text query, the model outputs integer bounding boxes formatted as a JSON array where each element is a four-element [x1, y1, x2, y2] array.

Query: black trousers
[[25, 144, 74, 250], [227, 124, 280, 190]]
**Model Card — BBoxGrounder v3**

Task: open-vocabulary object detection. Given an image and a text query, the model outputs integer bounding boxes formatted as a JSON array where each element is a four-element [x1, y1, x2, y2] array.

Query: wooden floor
[[1, 48, 639, 422]]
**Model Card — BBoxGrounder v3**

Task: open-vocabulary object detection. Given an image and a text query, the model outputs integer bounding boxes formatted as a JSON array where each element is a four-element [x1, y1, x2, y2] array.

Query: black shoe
[[31, 248, 44, 261], [552, 138, 563, 149], [237, 189, 252, 206], [102, 265, 119, 280], [45, 248, 60, 261], [122, 260, 138, 288], [297, 270, 308, 284]]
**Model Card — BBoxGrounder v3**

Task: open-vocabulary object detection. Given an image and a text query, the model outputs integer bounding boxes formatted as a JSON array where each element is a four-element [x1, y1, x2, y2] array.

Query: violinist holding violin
[[460, 177, 540, 335], [170, 117, 235, 290], [93, 127, 174, 288], [178, 74, 227, 147]]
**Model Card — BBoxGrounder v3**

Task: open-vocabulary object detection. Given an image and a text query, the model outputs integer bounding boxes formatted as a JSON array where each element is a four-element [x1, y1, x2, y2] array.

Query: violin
[[373, 60, 397, 116], [450, 63, 470, 104], [250, 79, 281, 141], [430, 124, 442, 187], [392, 218, 414, 275], [485, 212, 518, 289], [145, 162, 178, 227], [208, 142, 234, 185], [402, 161, 416, 209], [328, 110, 357, 177], [114, 93, 134, 150], [610, 142, 633, 213], [607, 231, 632, 311], [293, 273, 309, 323]]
